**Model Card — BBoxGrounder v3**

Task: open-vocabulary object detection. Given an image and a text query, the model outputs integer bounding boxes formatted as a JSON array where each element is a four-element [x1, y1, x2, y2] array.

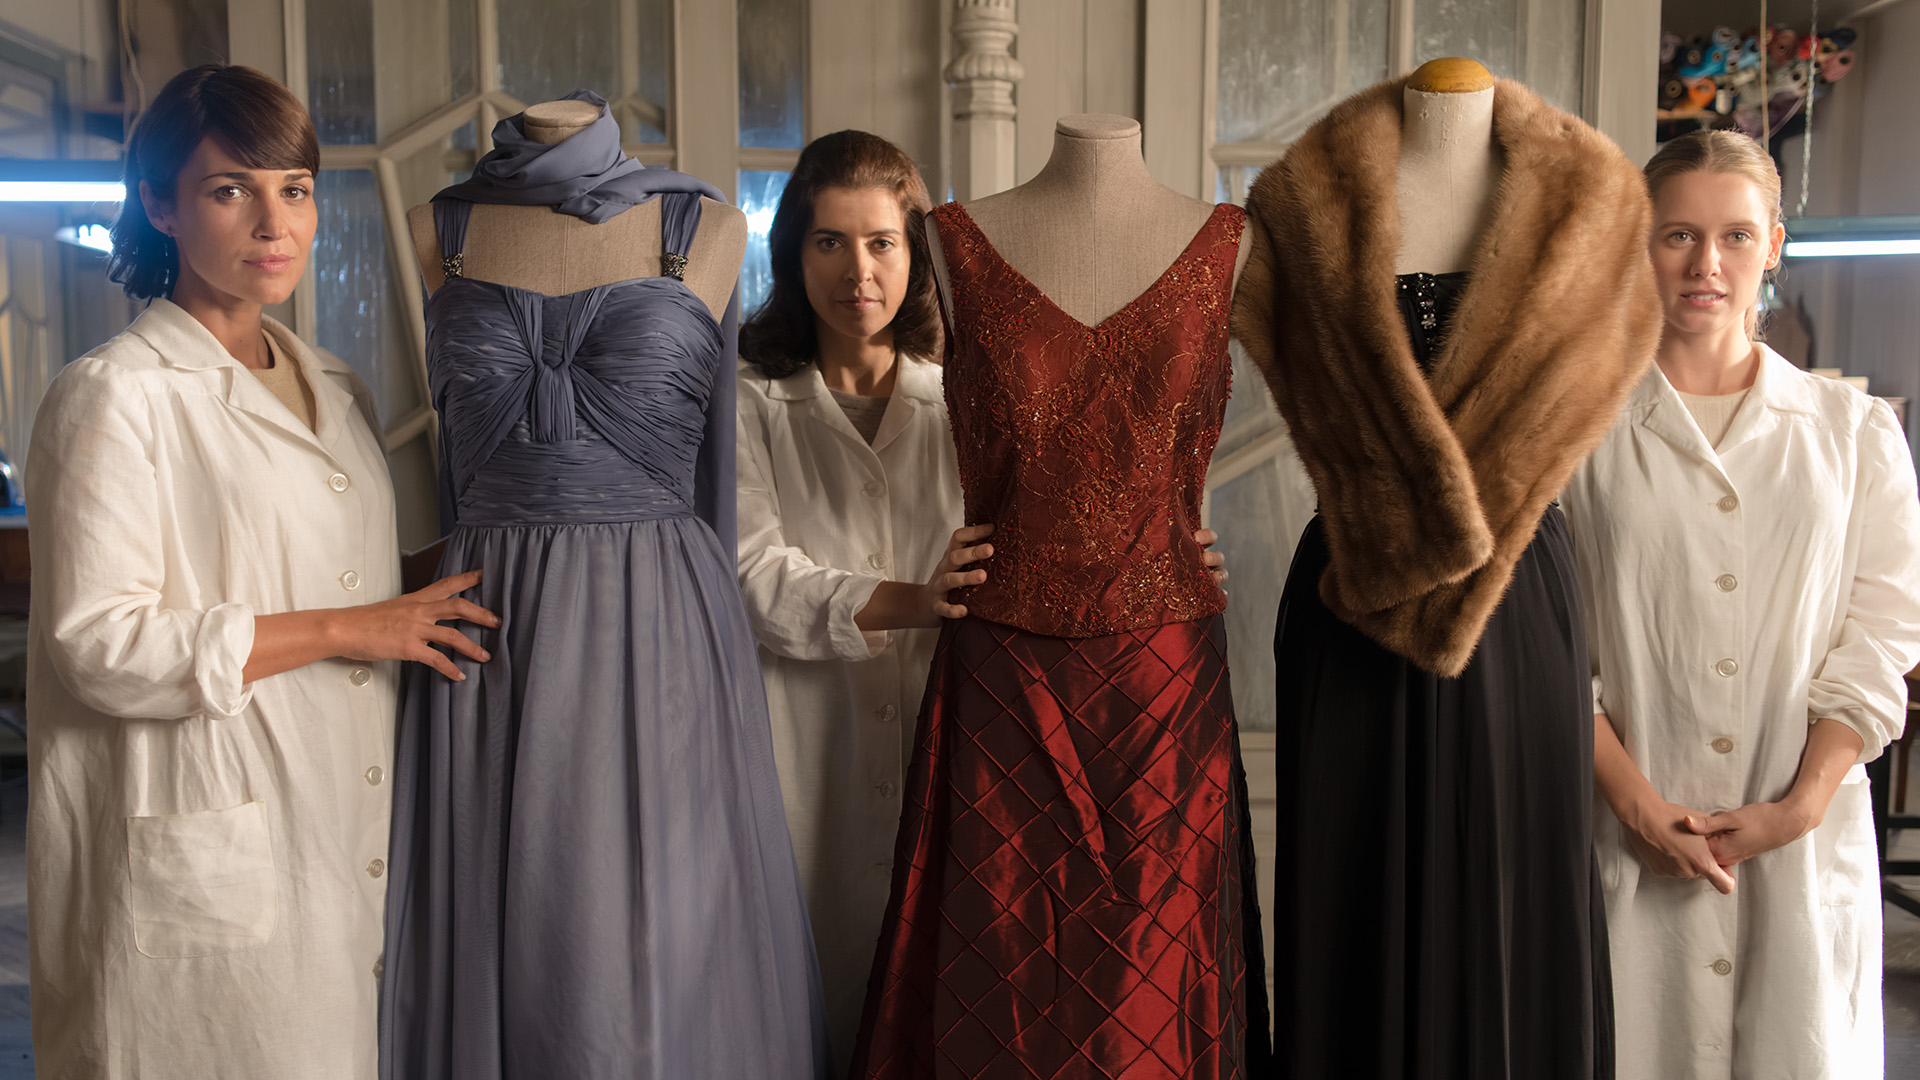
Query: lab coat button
[[1711, 737, 1735, 754], [1715, 657, 1739, 677], [877, 781, 898, 799], [349, 666, 372, 686], [365, 765, 385, 786], [373, 956, 384, 978], [328, 472, 350, 493], [1715, 574, 1738, 592], [366, 858, 386, 879], [1711, 958, 1733, 976], [863, 481, 885, 498], [1717, 494, 1739, 512], [341, 570, 362, 590], [878, 704, 898, 722], [868, 552, 889, 570]]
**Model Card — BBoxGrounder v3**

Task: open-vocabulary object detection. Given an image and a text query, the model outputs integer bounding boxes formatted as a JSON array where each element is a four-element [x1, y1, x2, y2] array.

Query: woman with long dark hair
[[735, 130, 1230, 1068]]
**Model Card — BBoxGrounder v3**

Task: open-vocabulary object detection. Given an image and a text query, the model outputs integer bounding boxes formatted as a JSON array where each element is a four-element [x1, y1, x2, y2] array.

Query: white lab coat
[[25, 300, 401, 1079], [1563, 346, 1920, 1080], [734, 354, 961, 1069]]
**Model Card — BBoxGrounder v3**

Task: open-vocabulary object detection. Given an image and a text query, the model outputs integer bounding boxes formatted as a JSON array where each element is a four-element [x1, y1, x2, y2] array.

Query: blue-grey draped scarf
[[434, 89, 722, 220]]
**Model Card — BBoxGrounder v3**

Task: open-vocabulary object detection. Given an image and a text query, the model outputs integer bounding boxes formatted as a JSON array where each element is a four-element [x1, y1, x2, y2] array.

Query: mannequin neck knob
[[1407, 57, 1493, 93], [523, 100, 600, 145]]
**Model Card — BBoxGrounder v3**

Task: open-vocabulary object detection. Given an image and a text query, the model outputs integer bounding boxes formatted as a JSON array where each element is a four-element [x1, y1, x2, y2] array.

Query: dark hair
[[109, 65, 320, 300], [740, 130, 940, 379]]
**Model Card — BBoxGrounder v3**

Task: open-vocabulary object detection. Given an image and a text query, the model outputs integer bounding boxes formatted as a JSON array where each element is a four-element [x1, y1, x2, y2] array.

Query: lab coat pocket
[[126, 800, 279, 958]]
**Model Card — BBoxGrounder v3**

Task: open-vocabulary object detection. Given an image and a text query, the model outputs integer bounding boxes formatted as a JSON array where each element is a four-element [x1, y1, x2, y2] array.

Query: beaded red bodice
[[933, 201, 1243, 637]]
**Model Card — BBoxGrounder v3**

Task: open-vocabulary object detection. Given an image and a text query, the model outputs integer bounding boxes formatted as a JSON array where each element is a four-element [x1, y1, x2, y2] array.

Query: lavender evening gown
[[378, 185, 829, 1078]]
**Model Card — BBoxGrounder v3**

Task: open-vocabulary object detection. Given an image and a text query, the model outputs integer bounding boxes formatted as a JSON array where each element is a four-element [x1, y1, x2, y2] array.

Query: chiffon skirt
[[378, 518, 829, 1079], [852, 614, 1269, 1079], [1270, 508, 1612, 1079]]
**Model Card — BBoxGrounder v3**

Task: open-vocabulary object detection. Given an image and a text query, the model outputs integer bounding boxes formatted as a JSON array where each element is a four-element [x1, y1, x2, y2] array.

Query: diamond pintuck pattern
[[851, 617, 1256, 1079]]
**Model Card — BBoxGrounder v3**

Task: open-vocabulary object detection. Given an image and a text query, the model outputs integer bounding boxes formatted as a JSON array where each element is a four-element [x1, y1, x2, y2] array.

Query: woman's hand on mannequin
[[246, 570, 499, 683], [1592, 712, 1736, 893], [1195, 528, 1228, 586], [1698, 718, 1866, 868], [854, 525, 994, 632]]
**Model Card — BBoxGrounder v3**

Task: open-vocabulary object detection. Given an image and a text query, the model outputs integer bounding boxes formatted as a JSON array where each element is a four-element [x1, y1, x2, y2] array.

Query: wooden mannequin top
[[408, 99, 745, 319], [1395, 58, 1501, 275], [931, 115, 1250, 327]]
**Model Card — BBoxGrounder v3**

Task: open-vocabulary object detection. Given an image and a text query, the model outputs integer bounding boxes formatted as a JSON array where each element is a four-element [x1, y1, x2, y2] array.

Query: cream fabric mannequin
[[1395, 59, 1501, 275], [408, 99, 745, 318], [930, 114, 1249, 324]]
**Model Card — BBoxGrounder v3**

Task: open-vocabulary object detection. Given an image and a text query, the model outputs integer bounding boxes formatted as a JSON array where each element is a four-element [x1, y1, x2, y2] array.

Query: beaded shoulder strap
[[432, 199, 473, 280], [658, 192, 703, 281]]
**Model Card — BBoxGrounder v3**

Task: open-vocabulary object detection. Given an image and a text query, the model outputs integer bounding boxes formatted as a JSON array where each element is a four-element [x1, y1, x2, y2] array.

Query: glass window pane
[[449, 0, 476, 100], [310, 170, 398, 422], [308, 0, 378, 144], [496, 0, 624, 109], [737, 170, 790, 316], [739, 0, 806, 149], [1415, 0, 1584, 114], [1415, 0, 1520, 91], [1216, 0, 1390, 144]]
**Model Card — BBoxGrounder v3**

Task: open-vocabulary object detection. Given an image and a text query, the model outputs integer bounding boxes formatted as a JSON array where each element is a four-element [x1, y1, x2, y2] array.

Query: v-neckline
[[944, 201, 1230, 334]]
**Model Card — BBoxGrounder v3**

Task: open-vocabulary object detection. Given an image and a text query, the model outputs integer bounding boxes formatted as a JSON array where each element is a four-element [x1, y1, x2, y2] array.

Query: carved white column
[[947, 0, 1024, 200]]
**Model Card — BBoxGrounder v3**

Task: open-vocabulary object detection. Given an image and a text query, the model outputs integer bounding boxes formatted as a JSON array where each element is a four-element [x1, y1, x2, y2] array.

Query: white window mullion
[[675, 0, 739, 202]]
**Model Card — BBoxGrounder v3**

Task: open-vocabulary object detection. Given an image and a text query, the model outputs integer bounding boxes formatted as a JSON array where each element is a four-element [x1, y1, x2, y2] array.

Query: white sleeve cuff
[[195, 603, 257, 718], [827, 574, 889, 661]]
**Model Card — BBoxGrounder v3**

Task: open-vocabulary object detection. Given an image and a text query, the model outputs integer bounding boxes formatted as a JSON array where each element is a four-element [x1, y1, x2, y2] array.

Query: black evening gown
[[1268, 272, 1613, 1079]]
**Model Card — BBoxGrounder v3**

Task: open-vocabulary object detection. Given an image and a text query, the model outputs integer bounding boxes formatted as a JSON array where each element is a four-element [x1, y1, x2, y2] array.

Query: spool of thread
[[1680, 46, 1728, 79], [1769, 28, 1797, 66], [1711, 25, 1739, 49], [1661, 30, 1681, 65], [1733, 39, 1762, 70], [1822, 49, 1855, 83], [1683, 43, 1706, 69], [1828, 27, 1857, 49], [1660, 78, 1687, 108], [1684, 78, 1718, 110]]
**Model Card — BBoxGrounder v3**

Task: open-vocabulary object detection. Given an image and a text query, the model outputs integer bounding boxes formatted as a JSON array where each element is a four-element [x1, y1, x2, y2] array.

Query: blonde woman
[[1564, 129, 1920, 1078]]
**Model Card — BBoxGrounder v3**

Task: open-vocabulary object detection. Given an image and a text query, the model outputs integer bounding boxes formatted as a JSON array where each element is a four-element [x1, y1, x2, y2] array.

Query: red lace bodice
[[933, 200, 1244, 637]]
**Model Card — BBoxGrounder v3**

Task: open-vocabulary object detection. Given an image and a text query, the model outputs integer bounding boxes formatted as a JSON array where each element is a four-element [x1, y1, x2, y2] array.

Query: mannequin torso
[[1395, 59, 1501, 274], [409, 100, 745, 318], [933, 114, 1248, 325]]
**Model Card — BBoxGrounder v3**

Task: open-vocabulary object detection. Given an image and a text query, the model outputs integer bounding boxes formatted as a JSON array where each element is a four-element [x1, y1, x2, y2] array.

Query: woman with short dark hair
[[26, 64, 491, 1079]]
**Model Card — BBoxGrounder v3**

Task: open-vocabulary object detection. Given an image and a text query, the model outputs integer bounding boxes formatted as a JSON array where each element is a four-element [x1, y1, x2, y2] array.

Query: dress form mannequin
[[931, 114, 1249, 324], [1395, 58, 1501, 274], [408, 99, 745, 318]]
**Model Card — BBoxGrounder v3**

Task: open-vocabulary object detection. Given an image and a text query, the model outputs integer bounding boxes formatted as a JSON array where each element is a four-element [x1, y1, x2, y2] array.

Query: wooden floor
[[0, 777, 1914, 1077]]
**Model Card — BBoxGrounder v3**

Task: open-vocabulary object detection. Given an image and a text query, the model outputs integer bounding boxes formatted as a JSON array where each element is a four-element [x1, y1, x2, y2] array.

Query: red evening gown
[[849, 202, 1268, 1079]]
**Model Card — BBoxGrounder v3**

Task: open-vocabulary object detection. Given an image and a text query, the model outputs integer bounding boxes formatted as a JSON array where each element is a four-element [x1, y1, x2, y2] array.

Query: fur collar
[[1231, 77, 1660, 676]]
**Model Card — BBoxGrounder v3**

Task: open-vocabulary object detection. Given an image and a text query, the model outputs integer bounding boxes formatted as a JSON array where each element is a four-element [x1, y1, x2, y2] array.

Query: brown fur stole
[[1230, 77, 1660, 676]]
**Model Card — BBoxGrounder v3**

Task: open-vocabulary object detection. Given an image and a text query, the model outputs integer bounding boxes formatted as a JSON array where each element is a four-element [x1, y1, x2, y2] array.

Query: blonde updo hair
[[1643, 130, 1784, 337]]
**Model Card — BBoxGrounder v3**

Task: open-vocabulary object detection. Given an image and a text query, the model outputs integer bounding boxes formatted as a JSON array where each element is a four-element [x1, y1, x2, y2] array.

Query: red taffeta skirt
[[850, 615, 1266, 1079]]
